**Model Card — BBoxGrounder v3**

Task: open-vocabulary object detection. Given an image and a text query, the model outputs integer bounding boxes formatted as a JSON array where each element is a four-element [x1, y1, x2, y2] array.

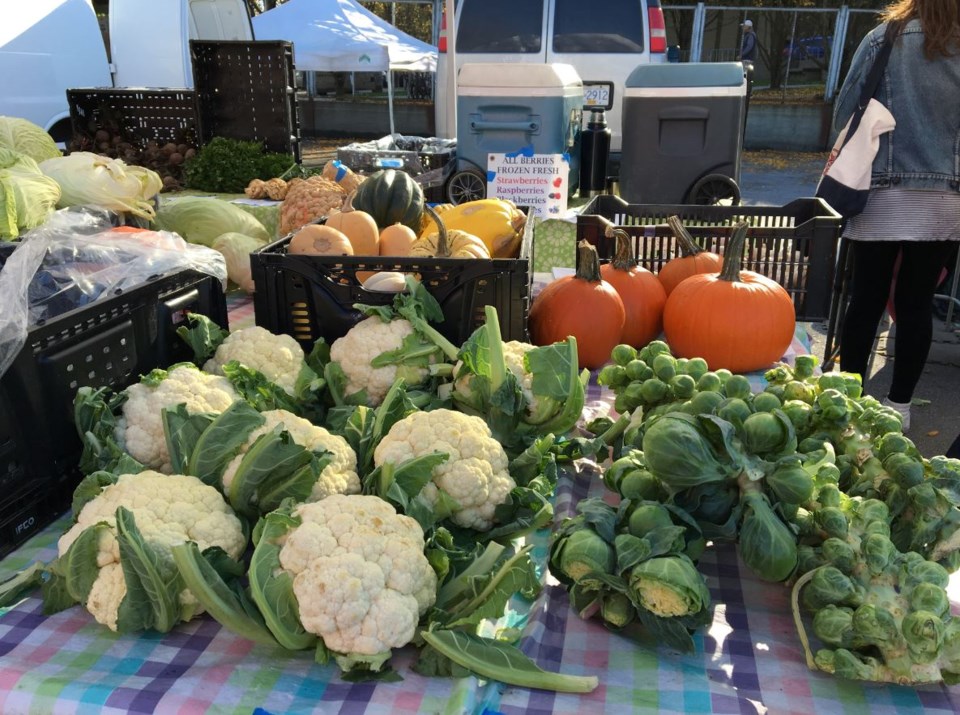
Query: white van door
[[110, 0, 253, 88], [0, 0, 111, 139]]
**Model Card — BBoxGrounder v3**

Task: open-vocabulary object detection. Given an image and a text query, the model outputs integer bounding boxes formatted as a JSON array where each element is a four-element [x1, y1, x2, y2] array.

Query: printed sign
[[486, 148, 569, 218]]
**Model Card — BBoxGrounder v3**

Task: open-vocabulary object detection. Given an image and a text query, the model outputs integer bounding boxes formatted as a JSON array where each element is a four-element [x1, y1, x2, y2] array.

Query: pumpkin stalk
[[667, 215, 708, 257], [424, 205, 451, 258], [718, 222, 751, 283], [576, 240, 603, 282], [609, 229, 637, 270]]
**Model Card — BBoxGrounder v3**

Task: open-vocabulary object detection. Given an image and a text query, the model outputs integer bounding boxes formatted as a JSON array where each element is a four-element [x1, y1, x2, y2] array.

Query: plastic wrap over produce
[[0, 207, 227, 379]]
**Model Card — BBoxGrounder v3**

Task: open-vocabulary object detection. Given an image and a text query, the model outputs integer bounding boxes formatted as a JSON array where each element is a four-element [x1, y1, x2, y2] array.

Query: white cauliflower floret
[[116, 364, 240, 472], [57, 471, 246, 631], [221, 409, 360, 501], [277, 495, 437, 656], [329, 317, 430, 406], [203, 326, 306, 396], [373, 409, 516, 531]]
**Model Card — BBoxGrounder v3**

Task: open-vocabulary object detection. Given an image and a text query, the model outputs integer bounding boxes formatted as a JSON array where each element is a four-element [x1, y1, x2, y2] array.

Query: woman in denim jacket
[[836, 0, 959, 431]]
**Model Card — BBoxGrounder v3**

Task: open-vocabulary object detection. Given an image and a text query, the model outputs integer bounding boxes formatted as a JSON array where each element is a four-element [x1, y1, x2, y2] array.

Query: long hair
[[883, 0, 960, 57]]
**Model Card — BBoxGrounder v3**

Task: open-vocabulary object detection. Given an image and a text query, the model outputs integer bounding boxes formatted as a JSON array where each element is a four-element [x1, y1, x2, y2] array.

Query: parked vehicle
[[435, 0, 668, 175], [782, 35, 833, 71], [0, 0, 253, 143]]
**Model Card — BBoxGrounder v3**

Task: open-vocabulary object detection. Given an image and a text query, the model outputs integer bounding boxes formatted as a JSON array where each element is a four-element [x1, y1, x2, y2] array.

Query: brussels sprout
[[627, 503, 674, 537], [714, 369, 733, 384], [720, 374, 751, 400], [797, 544, 827, 574], [909, 582, 949, 617], [818, 484, 843, 508], [638, 340, 671, 363], [613, 393, 632, 415], [556, 529, 616, 582], [861, 533, 896, 576], [696, 372, 723, 392], [902, 610, 946, 664], [801, 566, 862, 610], [598, 363, 627, 388], [611, 343, 638, 367], [682, 357, 709, 380], [815, 506, 849, 540], [603, 452, 645, 492], [765, 384, 786, 402], [794, 355, 818, 379], [629, 555, 710, 618], [716, 397, 752, 429], [670, 374, 697, 399], [640, 378, 671, 403], [877, 433, 919, 461], [899, 556, 949, 591], [652, 354, 677, 382], [751, 392, 782, 413], [784, 380, 817, 404], [852, 604, 901, 646], [601, 591, 635, 629], [817, 373, 848, 394], [623, 380, 645, 404], [854, 499, 890, 527], [620, 470, 666, 502], [813, 604, 855, 646], [738, 493, 798, 582], [862, 520, 891, 538], [766, 463, 815, 505], [884, 454, 925, 489], [641, 413, 736, 490], [625, 359, 650, 382], [686, 390, 725, 415], [842, 374, 863, 398], [814, 648, 878, 681], [816, 389, 850, 422], [820, 537, 857, 574], [781, 399, 814, 433], [742, 410, 796, 456]]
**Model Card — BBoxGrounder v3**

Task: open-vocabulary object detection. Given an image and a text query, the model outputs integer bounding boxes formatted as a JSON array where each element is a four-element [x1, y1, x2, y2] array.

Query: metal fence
[[663, 4, 884, 100]]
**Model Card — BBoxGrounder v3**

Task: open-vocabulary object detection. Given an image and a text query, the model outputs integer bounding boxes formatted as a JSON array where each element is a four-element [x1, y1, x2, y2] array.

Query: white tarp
[[251, 0, 437, 72]]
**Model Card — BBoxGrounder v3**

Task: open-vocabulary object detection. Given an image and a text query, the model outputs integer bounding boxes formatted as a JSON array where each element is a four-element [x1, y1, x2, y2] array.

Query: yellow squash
[[418, 199, 526, 258]]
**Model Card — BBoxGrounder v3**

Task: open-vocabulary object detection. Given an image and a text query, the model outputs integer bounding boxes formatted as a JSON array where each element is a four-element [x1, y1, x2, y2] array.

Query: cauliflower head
[[329, 317, 430, 406], [117, 364, 240, 472], [203, 326, 306, 396], [221, 409, 360, 501], [276, 494, 437, 657], [57, 471, 246, 632], [373, 409, 516, 531]]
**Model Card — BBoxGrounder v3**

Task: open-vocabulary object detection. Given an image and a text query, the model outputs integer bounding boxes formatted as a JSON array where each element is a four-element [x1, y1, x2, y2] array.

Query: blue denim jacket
[[834, 20, 960, 192]]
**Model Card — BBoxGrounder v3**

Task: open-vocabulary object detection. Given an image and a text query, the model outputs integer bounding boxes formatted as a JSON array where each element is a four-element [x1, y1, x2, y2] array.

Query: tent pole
[[445, 0, 457, 140], [387, 70, 396, 136]]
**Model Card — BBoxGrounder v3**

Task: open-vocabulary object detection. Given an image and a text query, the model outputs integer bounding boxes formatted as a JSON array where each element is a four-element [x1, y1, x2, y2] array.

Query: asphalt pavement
[[739, 151, 960, 458]]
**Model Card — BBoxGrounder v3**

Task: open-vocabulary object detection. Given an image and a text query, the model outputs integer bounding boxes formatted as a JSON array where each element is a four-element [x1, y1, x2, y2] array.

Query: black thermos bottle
[[579, 108, 612, 197]]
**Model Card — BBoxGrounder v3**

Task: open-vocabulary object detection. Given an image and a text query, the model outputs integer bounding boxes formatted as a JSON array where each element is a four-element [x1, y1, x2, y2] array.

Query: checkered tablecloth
[[2, 297, 959, 714]]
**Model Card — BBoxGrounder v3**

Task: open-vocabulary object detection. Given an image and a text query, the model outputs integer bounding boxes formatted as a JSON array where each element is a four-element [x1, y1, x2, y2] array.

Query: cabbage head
[[154, 197, 270, 247], [0, 117, 61, 163], [0, 147, 61, 239]]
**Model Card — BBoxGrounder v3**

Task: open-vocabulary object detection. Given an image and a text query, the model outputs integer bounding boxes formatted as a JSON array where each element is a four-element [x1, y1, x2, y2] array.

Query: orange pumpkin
[[663, 221, 796, 373], [528, 240, 625, 370], [600, 228, 667, 349], [658, 215, 724, 295]]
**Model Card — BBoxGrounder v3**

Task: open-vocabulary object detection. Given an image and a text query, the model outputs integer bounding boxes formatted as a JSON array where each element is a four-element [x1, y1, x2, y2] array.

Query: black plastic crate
[[0, 271, 227, 557], [251, 240, 531, 348], [67, 88, 199, 151], [576, 195, 843, 322], [191, 40, 301, 162]]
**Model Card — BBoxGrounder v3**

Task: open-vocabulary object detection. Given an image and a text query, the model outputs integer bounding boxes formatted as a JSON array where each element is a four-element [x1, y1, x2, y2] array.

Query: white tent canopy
[[251, 0, 437, 73]]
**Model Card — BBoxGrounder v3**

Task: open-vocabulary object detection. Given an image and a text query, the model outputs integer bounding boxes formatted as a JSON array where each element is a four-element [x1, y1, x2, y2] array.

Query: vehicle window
[[457, 0, 544, 53], [552, 0, 645, 53]]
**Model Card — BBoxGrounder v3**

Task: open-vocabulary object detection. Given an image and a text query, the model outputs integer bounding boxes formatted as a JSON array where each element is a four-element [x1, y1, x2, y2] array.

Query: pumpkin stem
[[718, 221, 751, 283], [342, 191, 356, 212], [667, 215, 706, 257], [576, 240, 603, 282], [610, 228, 637, 270], [423, 204, 451, 258]]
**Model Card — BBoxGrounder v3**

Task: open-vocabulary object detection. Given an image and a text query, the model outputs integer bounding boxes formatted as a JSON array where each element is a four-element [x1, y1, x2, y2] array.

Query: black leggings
[[839, 240, 956, 402]]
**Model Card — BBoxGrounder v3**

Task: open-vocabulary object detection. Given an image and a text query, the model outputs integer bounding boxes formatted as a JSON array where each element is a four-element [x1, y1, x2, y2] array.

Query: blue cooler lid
[[625, 62, 745, 88]]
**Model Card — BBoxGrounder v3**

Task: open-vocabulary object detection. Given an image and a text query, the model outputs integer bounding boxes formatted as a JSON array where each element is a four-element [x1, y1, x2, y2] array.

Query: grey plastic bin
[[619, 62, 747, 205], [452, 63, 584, 204]]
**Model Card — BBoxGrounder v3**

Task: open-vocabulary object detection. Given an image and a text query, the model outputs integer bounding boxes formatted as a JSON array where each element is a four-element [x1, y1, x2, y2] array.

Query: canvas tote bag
[[816, 23, 900, 218]]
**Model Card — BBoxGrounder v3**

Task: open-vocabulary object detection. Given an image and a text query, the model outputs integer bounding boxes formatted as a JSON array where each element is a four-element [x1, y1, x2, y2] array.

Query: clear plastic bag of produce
[[0, 206, 227, 379]]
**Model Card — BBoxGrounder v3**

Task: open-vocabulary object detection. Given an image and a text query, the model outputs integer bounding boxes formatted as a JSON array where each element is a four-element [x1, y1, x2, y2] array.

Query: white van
[[0, 0, 253, 143], [436, 0, 668, 174]]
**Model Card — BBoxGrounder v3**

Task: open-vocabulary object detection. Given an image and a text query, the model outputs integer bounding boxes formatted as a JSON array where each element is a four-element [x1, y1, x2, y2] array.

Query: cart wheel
[[688, 174, 741, 206], [446, 170, 487, 205]]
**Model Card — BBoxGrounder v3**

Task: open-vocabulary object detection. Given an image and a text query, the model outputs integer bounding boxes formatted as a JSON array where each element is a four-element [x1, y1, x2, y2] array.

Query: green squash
[[351, 169, 424, 234]]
